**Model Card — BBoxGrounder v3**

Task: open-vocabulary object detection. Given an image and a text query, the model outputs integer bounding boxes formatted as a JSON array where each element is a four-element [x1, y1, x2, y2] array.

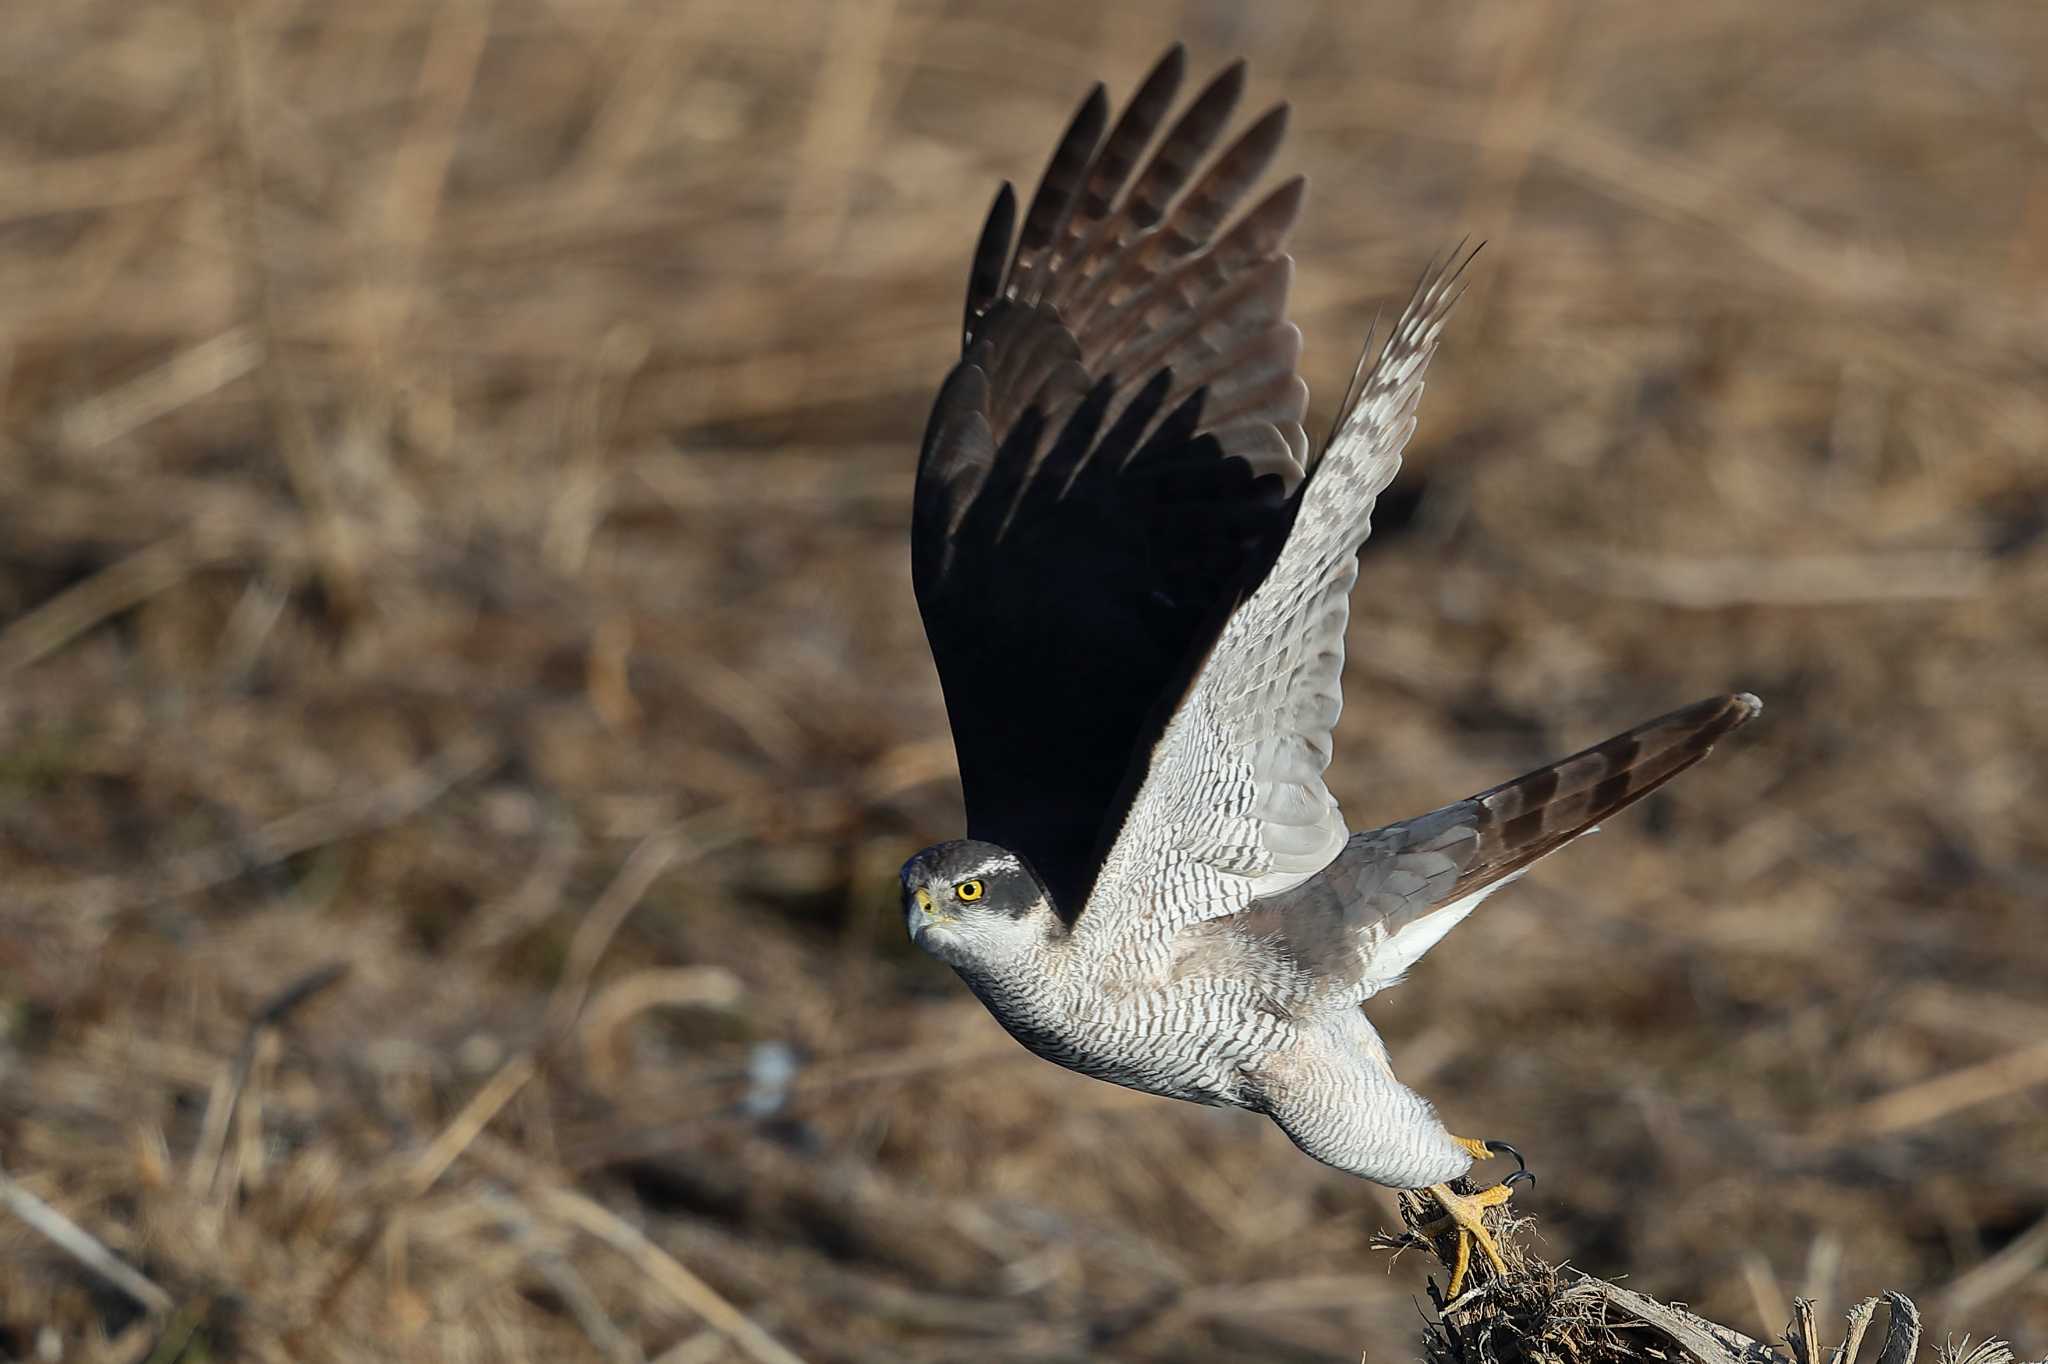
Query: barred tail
[[1450, 691, 1763, 900], [1183, 692, 1761, 1005]]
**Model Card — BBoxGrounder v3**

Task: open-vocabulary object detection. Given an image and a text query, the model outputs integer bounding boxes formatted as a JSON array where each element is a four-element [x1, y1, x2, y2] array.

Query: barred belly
[[966, 969, 1291, 1108]]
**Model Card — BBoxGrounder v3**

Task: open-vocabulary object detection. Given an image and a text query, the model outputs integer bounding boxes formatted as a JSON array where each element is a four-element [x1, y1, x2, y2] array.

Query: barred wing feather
[[1078, 250, 1476, 951]]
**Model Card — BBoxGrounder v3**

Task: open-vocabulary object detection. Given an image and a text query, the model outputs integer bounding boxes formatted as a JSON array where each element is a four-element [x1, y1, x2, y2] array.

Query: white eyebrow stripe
[[953, 853, 1022, 881]]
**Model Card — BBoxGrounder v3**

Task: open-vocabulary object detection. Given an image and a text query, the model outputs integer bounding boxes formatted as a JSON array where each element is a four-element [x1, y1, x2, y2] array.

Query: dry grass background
[[1, 0, 2045, 1360]]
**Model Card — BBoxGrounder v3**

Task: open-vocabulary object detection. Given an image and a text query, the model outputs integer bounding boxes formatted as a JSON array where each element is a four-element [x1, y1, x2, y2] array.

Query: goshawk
[[901, 46, 1758, 1291]]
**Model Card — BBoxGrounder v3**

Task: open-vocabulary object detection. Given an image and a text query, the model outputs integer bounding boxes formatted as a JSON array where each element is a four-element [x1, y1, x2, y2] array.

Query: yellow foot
[[1418, 1136, 1533, 1297], [1452, 1135, 1495, 1162], [1421, 1181, 1516, 1297], [1451, 1135, 1529, 1170]]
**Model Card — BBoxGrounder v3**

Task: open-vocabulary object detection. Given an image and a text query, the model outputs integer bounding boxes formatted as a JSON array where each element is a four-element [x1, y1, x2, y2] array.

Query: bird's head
[[901, 839, 1059, 969]]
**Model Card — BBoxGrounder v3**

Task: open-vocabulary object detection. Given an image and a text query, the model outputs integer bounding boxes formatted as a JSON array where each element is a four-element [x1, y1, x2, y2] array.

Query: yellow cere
[[955, 879, 985, 902]]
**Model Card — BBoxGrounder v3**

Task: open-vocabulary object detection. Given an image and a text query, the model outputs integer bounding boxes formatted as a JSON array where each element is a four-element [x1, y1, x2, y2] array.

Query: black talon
[[1503, 1168, 1537, 1190], [1482, 1140, 1528, 1174]]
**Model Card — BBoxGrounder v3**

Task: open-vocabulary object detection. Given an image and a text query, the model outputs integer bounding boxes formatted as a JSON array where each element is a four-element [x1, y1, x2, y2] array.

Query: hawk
[[900, 46, 1758, 1293]]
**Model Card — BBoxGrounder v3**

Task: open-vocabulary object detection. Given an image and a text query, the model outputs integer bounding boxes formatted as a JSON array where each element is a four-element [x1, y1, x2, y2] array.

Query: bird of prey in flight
[[901, 45, 1758, 1294]]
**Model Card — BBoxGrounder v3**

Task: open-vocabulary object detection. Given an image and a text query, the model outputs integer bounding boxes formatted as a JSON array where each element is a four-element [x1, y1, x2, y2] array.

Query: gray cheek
[[996, 883, 1045, 920]]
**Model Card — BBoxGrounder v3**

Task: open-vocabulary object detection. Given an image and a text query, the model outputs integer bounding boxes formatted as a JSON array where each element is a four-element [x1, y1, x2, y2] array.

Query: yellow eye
[[955, 879, 985, 902]]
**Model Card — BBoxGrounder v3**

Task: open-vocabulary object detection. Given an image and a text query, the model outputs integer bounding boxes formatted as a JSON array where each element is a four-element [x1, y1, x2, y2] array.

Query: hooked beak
[[910, 885, 955, 934]]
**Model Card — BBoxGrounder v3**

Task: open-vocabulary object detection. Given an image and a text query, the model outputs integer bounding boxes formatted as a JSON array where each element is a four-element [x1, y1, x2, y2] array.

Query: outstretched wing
[[1171, 693, 1762, 1012], [913, 47, 1312, 921], [1076, 249, 1474, 958]]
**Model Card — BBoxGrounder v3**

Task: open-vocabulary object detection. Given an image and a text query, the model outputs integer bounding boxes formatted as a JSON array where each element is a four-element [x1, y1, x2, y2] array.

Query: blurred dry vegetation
[[0, 0, 2045, 1360]]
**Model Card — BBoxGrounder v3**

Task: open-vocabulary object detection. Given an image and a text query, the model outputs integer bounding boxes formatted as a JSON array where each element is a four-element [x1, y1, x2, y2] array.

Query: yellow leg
[[1421, 1181, 1515, 1297], [1417, 1135, 1531, 1297]]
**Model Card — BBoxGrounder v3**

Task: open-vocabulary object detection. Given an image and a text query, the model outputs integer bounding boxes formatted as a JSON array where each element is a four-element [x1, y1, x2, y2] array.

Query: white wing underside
[[1079, 250, 1472, 958]]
